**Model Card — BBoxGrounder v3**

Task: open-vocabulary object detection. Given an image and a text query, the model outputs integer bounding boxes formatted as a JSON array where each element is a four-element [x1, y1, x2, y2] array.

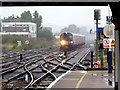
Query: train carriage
[[60, 32, 85, 52]]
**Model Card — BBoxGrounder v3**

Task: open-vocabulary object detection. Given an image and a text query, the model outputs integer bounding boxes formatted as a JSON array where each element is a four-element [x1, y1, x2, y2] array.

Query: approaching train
[[60, 32, 85, 52]]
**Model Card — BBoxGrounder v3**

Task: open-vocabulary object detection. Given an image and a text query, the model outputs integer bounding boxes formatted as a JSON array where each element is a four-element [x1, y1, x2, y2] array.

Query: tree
[[37, 27, 54, 41], [33, 11, 42, 28], [3, 14, 15, 22], [33, 11, 42, 29], [33, 11, 42, 37], [60, 24, 81, 34], [20, 11, 32, 22]]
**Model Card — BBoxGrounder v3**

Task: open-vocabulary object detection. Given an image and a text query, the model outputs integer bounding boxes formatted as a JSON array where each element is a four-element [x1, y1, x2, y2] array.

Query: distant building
[[0, 22, 37, 38], [13, 18, 20, 22], [42, 27, 52, 32], [54, 32, 60, 39]]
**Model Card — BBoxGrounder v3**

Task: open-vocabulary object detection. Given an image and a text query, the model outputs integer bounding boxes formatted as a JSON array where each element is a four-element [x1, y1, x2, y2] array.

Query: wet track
[[1, 46, 90, 89]]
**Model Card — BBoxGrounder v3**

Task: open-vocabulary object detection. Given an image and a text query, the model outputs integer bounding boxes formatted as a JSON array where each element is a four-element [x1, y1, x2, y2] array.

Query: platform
[[48, 70, 114, 89]]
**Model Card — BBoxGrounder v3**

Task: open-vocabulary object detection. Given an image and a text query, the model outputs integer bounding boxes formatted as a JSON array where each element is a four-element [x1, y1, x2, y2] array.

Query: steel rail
[[24, 64, 34, 89], [70, 48, 90, 70], [26, 48, 89, 88], [1, 47, 58, 75], [6, 48, 61, 83]]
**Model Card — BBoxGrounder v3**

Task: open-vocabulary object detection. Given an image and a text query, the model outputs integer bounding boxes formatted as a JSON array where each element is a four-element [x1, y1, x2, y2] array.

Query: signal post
[[94, 9, 101, 62]]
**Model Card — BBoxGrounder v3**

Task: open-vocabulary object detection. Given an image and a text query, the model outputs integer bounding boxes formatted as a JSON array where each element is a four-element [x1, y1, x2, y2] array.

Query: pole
[[94, 9, 101, 62], [96, 19, 99, 62], [108, 50, 112, 73], [101, 49, 104, 68], [91, 52, 93, 68], [115, 30, 119, 90], [117, 28, 120, 90]]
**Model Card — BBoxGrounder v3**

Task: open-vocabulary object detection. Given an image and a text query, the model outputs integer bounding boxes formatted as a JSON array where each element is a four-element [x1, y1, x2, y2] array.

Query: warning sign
[[103, 39, 115, 48]]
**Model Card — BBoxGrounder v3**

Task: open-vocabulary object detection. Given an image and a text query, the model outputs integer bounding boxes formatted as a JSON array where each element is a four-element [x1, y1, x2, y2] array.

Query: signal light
[[70, 41, 73, 44], [113, 17, 119, 30], [61, 40, 65, 45], [82, 45, 84, 47], [115, 82, 118, 86], [33, 84, 38, 87], [114, 22, 118, 29]]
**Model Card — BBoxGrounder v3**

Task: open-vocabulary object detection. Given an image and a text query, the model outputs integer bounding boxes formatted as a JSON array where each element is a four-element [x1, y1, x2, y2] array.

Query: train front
[[60, 33, 73, 52]]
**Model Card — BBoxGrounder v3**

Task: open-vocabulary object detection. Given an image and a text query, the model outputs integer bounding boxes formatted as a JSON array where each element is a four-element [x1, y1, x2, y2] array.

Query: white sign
[[25, 40, 29, 45], [103, 39, 115, 48], [103, 24, 114, 38], [17, 41, 21, 46]]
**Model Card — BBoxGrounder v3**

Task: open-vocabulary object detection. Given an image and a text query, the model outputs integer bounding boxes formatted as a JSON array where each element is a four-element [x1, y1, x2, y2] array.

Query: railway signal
[[94, 9, 101, 62]]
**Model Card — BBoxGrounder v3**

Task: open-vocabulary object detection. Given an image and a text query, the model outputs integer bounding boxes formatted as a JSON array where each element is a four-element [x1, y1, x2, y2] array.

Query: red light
[[114, 22, 118, 29], [76, 43, 78, 45], [82, 45, 84, 47], [33, 84, 38, 87], [115, 82, 118, 86]]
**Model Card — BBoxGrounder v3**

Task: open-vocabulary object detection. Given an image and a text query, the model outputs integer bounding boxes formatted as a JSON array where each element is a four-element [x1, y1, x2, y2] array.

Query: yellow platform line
[[75, 72, 87, 88]]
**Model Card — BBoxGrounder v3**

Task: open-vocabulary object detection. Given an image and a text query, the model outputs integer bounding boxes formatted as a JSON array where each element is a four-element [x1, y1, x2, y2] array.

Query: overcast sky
[[0, 6, 112, 33]]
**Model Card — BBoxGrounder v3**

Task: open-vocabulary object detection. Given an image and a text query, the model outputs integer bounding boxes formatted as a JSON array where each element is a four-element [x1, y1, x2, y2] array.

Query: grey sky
[[0, 6, 112, 33]]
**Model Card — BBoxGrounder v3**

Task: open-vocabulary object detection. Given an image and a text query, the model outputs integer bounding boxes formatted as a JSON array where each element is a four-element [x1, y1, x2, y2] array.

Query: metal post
[[117, 27, 120, 90], [107, 48, 109, 63], [117, 28, 120, 90], [20, 54, 22, 61], [91, 52, 93, 68], [115, 30, 119, 90], [90, 44, 94, 68], [108, 50, 112, 73], [96, 19, 99, 62], [94, 9, 100, 62], [101, 49, 104, 68]]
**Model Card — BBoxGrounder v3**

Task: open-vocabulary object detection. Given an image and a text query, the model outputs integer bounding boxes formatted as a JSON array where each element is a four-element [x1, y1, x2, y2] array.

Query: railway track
[[0, 46, 59, 75], [1, 46, 90, 90]]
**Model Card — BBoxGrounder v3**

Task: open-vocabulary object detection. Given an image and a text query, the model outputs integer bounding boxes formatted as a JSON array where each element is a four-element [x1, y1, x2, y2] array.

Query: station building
[[0, 22, 37, 38]]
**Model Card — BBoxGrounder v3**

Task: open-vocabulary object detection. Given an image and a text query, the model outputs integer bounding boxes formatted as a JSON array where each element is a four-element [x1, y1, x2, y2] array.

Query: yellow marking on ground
[[67, 71, 73, 75], [75, 72, 87, 88]]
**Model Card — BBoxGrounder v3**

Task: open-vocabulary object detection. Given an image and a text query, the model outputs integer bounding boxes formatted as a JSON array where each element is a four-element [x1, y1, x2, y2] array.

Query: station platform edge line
[[47, 70, 71, 89], [75, 72, 87, 88]]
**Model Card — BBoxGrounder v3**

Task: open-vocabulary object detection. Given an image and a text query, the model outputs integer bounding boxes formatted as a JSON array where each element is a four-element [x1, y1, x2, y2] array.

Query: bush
[[104, 48, 107, 55], [2, 46, 7, 49], [2, 35, 57, 50]]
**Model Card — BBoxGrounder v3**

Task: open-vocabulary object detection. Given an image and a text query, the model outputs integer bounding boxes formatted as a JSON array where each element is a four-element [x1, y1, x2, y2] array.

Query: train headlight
[[61, 40, 65, 45]]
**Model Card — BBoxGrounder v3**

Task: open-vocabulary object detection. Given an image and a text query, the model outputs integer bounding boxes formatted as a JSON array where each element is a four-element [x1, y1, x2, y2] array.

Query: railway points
[[1, 47, 91, 89]]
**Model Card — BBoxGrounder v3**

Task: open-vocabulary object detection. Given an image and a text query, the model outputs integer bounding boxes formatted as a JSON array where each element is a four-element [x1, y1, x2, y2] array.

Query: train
[[59, 32, 85, 54]]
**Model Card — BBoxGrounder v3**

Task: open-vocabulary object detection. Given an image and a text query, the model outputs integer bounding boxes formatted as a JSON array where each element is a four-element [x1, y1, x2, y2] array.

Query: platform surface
[[50, 70, 114, 89]]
